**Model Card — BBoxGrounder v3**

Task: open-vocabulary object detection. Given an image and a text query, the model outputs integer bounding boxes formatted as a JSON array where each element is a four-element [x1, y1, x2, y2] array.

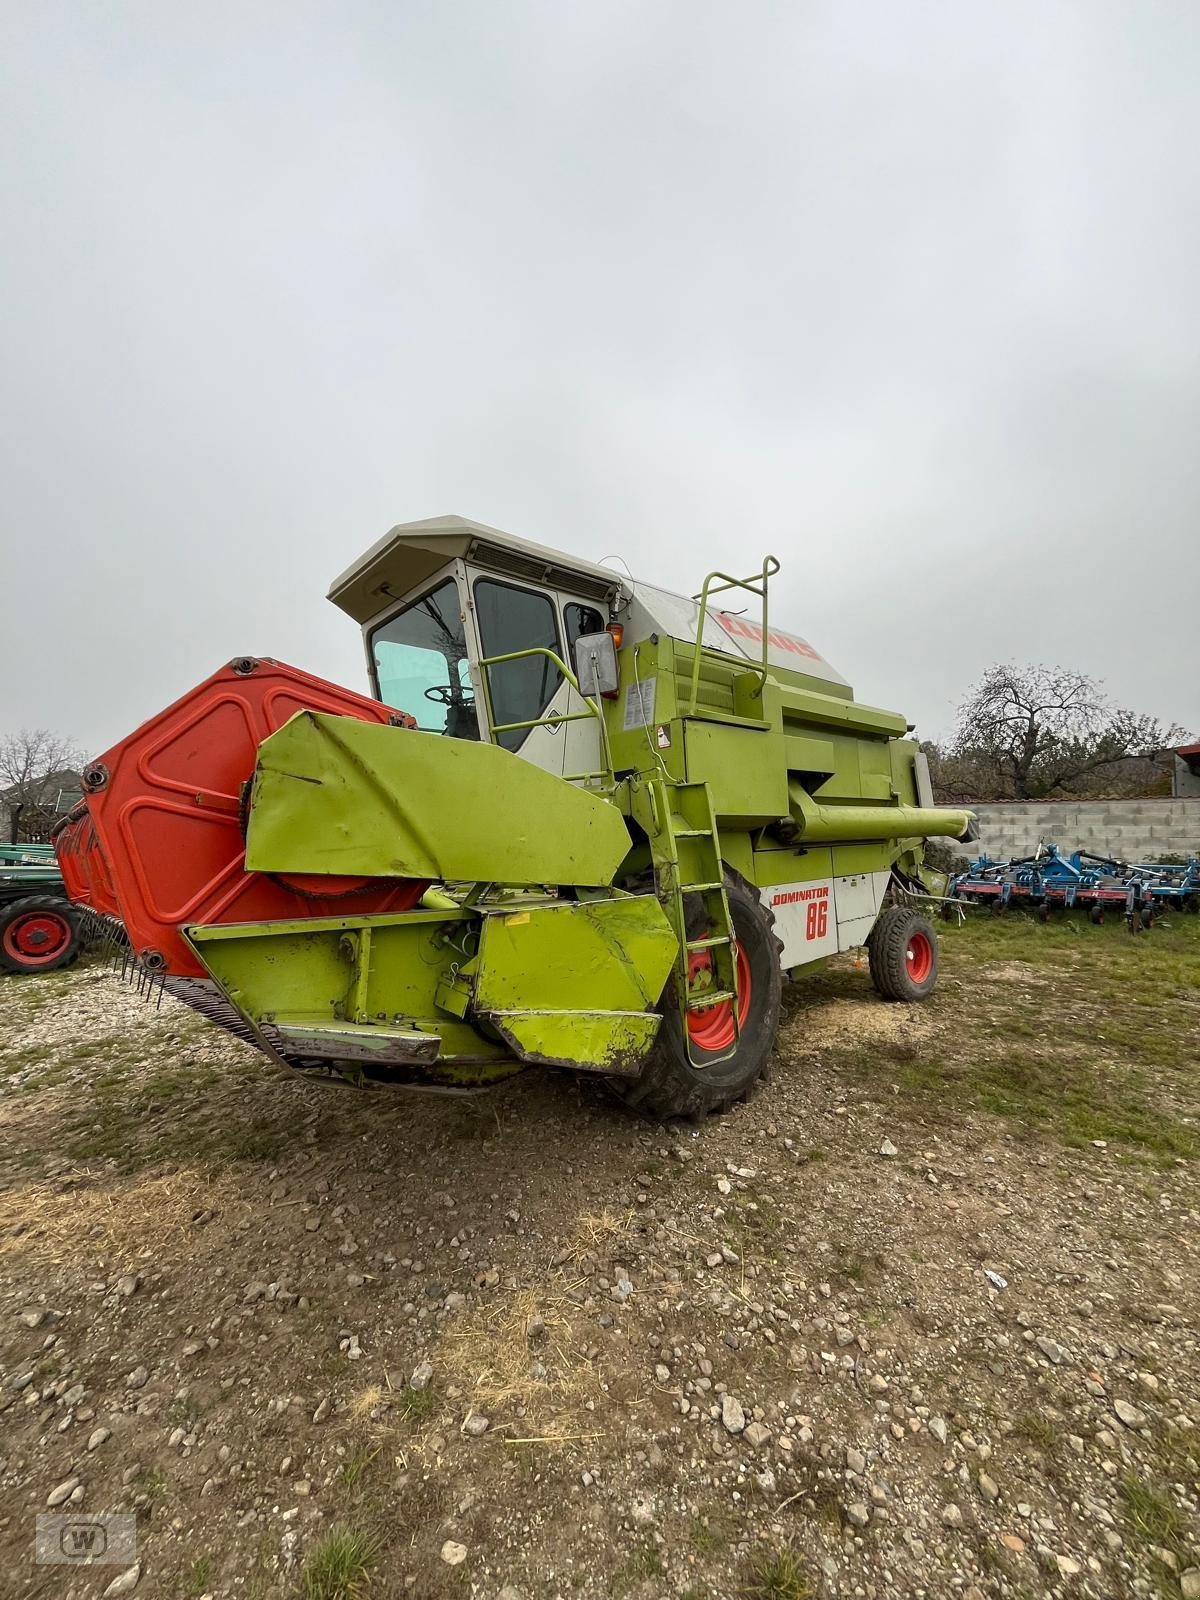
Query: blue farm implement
[[947, 845, 1199, 931]]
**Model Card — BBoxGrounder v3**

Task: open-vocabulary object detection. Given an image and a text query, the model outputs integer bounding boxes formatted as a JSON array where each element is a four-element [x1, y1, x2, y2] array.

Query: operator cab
[[327, 515, 621, 778]]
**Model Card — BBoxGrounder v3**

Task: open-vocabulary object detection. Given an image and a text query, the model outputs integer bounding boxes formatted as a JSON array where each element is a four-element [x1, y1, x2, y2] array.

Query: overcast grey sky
[[3, 1, 1198, 756]]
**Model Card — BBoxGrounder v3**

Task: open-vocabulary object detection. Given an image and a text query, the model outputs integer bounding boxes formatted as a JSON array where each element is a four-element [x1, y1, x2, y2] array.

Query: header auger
[[54, 515, 973, 1117]]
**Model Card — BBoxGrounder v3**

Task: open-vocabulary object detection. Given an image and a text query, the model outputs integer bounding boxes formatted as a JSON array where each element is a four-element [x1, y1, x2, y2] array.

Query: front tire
[[617, 870, 783, 1120], [868, 906, 938, 1002], [0, 894, 82, 975]]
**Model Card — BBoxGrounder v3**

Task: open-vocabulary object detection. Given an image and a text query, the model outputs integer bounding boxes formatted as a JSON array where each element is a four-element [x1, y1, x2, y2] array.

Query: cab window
[[369, 578, 477, 738], [474, 579, 563, 751], [564, 602, 606, 669]]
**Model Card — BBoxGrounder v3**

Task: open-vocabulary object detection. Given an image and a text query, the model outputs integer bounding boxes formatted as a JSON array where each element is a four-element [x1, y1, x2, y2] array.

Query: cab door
[[465, 569, 568, 777]]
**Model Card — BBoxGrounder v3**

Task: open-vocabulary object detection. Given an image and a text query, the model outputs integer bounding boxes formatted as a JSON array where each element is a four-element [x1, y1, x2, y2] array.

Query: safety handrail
[[476, 646, 614, 789], [687, 555, 780, 715]]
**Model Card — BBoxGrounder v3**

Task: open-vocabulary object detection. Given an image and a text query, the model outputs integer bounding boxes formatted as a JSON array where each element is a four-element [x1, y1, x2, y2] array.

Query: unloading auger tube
[[55, 515, 973, 1118]]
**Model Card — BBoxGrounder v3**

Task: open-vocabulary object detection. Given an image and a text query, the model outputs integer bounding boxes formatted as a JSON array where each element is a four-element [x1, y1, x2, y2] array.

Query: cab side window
[[474, 580, 563, 751], [564, 603, 606, 670]]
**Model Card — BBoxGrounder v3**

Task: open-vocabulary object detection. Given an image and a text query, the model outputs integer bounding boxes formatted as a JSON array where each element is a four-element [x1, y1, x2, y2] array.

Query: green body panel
[[683, 718, 788, 823], [750, 844, 835, 887], [245, 711, 631, 887], [776, 684, 907, 737], [185, 892, 678, 1083], [483, 1011, 661, 1076], [716, 828, 755, 882], [833, 841, 916, 876], [185, 909, 506, 1061], [472, 897, 676, 1015], [605, 636, 682, 777]]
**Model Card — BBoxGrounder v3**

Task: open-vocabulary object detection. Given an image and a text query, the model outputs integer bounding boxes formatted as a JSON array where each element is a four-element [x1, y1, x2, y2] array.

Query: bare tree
[[940, 665, 1187, 801], [0, 729, 87, 843]]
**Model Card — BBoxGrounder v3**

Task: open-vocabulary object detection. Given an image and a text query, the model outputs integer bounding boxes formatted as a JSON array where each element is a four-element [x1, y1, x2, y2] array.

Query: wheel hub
[[905, 930, 934, 984], [685, 941, 752, 1053], [4, 911, 72, 963]]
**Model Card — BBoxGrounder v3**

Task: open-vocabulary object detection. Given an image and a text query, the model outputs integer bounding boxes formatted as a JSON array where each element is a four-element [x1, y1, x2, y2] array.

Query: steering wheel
[[424, 683, 475, 705]]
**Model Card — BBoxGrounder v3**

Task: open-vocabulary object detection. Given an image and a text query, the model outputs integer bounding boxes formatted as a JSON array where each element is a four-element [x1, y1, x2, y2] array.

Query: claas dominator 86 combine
[[54, 516, 972, 1118]]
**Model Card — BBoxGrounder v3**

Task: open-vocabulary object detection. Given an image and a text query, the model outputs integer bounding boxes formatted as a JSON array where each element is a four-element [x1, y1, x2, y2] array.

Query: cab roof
[[327, 514, 626, 623]]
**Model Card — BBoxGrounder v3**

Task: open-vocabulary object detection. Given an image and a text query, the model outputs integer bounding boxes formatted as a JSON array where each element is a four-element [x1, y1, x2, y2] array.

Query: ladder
[[643, 777, 742, 1066]]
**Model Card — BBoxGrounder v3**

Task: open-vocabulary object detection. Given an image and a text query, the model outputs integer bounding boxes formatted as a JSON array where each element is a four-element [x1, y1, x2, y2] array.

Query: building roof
[[0, 769, 82, 803]]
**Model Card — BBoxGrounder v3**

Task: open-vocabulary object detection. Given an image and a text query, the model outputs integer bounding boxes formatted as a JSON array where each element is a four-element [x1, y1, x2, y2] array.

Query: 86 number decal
[[765, 879, 837, 966]]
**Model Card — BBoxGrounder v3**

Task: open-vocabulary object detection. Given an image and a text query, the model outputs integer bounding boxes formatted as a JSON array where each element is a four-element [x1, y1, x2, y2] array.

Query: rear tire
[[868, 907, 938, 1002], [0, 894, 82, 974], [616, 870, 783, 1120]]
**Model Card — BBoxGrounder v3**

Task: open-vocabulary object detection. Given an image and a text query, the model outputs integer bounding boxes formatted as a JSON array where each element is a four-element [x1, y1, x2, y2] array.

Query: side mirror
[[573, 631, 619, 697]]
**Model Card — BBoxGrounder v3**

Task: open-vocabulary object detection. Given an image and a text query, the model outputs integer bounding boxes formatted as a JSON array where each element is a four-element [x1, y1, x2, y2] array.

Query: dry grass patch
[[442, 1285, 589, 1427], [570, 1204, 635, 1256], [348, 1383, 386, 1423], [0, 1168, 245, 1263]]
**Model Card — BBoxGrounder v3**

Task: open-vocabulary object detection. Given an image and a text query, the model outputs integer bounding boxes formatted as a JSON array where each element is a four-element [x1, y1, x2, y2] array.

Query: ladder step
[[683, 881, 725, 893], [686, 935, 732, 950], [686, 989, 736, 1010], [671, 825, 713, 838]]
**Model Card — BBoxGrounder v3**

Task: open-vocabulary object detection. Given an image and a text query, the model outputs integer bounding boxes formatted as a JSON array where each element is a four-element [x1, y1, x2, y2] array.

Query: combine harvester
[[948, 845, 1199, 929], [54, 516, 972, 1117]]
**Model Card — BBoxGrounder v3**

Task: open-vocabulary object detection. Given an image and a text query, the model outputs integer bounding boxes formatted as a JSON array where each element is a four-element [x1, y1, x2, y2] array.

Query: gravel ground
[[1, 914, 1198, 1600]]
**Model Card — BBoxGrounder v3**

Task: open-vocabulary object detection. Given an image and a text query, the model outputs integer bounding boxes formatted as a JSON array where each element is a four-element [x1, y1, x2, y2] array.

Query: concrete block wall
[[966, 798, 1200, 863]]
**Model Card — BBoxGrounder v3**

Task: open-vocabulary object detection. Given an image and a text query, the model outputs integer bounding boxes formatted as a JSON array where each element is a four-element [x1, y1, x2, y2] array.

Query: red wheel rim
[[3, 909, 72, 966], [686, 941, 752, 1052], [906, 930, 934, 984]]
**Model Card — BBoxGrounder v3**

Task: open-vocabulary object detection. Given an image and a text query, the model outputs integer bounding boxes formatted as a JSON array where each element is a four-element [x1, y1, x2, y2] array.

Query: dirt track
[[1, 916, 1198, 1599]]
